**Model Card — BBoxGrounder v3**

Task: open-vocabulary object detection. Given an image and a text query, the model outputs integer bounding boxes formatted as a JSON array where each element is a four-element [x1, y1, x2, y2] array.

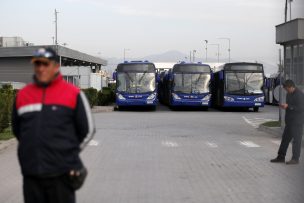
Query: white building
[[61, 66, 108, 91]]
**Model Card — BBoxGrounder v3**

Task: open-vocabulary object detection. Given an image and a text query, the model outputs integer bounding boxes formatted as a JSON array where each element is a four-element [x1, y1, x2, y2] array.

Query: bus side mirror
[[219, 72, 224, 80], [113, 72, 117, 80]]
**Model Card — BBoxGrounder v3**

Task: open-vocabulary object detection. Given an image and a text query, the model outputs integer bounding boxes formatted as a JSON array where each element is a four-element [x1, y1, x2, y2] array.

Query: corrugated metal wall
[[0, 57, 33, 83]]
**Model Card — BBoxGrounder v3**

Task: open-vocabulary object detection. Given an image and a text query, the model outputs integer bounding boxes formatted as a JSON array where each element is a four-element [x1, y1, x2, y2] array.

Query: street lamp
[[204, 40, 208, 62], [193, 50, 197, 62], [123, 48, 130, 61], [218, 38, 231, 63], [208, 44, 220, 63]]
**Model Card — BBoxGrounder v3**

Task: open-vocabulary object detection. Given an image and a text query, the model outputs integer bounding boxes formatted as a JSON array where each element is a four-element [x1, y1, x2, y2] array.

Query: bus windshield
[[225, 72, 264, 95], [173, 73, 211, 94], [117, 72, 156, 93]]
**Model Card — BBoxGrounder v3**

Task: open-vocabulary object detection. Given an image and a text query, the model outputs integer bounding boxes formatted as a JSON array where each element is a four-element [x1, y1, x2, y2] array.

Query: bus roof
[[214, 62, 264, 73], [117, 61, 156, 72]]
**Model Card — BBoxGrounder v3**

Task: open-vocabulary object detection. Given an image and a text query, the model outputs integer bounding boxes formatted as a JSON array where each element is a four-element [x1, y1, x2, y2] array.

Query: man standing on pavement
[[271, 80, 304, 165], [12, 47, 95, 203]]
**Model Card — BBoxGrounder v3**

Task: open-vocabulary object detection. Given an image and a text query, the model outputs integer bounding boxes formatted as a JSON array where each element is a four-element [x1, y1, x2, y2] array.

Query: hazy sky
[[0, 0, 303, 64]]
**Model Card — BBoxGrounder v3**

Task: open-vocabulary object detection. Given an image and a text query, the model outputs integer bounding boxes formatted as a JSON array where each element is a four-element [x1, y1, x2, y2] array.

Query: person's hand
[[280, 103, 288, 109]]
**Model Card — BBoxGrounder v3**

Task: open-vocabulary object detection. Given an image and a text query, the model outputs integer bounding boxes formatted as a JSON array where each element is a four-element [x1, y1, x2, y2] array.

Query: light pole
[[190, 51, 192, 62], [218, 37, 231, 62], [204, 40, 208, 62], [208, 44, 220, 63], [123, 48, 130, 61], [193, 50, 197, 62]]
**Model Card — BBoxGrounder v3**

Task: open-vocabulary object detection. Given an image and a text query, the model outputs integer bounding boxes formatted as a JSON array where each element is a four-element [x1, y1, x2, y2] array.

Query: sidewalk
[[0, 138, 16, 152], [92, 106, 114, 113]]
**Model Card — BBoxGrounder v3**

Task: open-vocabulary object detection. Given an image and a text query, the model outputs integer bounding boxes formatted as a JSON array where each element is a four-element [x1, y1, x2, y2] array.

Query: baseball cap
[[31, 47, 59, 64]]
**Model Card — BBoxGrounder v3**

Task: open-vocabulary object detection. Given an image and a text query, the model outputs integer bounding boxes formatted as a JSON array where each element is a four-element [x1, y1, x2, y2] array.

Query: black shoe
[[286, 159, 299, 165], [270, 157, 285, 163]]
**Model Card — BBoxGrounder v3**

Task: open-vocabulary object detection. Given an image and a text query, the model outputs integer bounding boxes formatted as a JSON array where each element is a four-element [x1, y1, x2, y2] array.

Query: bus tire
[[253, 107, 259, 112]]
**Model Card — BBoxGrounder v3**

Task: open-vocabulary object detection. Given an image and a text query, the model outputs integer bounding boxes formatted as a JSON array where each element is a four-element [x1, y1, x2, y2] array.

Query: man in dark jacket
[[12, 47, 95, 203], [271, 80, 304, 165]]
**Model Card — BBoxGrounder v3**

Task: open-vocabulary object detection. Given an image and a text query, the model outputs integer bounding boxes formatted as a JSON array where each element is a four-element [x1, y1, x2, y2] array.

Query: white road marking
[[161, 141, 179, 148], [239, 141, 261, 148], [271, 140, 281, 146], [242, 116, 276, 129], [206, 142, 218, 148], [88, 140, 99, 146]]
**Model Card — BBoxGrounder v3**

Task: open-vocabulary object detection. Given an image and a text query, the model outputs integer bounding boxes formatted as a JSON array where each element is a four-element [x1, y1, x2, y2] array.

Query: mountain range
[[104, 50, 278, 76]]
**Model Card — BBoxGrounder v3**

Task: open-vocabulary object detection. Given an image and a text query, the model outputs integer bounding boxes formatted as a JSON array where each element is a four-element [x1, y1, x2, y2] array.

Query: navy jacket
[[285, 88, 304, 125], [12, 74, 95, 177]]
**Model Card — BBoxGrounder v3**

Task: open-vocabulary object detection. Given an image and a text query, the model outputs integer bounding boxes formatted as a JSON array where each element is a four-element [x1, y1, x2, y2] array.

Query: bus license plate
[[147, 100, 153, 104], [255, 103, 262, 106]]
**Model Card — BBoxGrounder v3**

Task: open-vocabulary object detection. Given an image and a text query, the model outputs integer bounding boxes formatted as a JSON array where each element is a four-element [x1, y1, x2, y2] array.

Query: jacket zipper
[[36, 87, 47, 175]]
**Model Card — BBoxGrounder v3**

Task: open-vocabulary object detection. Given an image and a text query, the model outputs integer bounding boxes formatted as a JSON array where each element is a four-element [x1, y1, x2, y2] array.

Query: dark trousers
[[278, 123, 304, 160], [23, 175, 75, 203]]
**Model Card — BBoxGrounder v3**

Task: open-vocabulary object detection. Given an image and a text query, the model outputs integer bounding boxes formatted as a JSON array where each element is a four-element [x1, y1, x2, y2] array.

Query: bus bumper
[[171, 99, 211, 107], [223, 101, 264, 108], [116, 99, 158, 106]]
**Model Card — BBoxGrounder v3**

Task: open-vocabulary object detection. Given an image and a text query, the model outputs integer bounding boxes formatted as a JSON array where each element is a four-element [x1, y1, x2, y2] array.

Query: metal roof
[[0, 45, 107, 66]]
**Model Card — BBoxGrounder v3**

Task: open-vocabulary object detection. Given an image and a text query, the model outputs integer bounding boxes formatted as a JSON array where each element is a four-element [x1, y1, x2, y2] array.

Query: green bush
[[82, 88, 98, 107], [0, 85, 15, 133], [82, 87, 115, 107], [97, 87, 115, 106]]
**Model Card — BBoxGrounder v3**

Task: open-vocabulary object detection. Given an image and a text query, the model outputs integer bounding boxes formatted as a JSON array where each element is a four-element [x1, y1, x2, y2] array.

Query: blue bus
[[115, 61, 158, 110], [264, 73, 281, 105], [159, 62, 212, 109], [212, 62, 265, 112]]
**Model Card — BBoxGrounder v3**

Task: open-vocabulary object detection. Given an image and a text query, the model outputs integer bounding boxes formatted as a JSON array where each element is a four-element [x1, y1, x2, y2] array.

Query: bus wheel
[[150, 106, 157, 111], [253, 107, 259, 112]]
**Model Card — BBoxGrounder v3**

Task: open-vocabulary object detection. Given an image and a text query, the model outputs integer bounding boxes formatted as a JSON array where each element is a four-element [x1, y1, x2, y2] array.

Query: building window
[[285, 46, 292, 80], [63, 75, 80, 86]]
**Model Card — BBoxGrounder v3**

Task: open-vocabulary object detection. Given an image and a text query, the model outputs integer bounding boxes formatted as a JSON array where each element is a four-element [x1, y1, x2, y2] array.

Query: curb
[[258, 124, 304, 147], [0, 138, 17, 152], [92, 106, 114, 113], [258, 125, 282, 137]]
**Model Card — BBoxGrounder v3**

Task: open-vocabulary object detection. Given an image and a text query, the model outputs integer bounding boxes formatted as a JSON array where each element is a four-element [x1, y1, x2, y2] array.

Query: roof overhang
[[0, 45, 107, 66], [276, 18, 304, 45]]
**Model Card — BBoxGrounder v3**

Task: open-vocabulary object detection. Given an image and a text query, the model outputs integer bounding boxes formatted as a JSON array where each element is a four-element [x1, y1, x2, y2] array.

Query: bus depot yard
[[1, 62, 304, 203], [1, 103, 304, 203]]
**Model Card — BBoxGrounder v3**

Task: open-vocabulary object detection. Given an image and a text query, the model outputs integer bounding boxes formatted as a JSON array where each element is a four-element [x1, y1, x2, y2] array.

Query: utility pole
[[190, 51, 192, 62], [279, 49, 283, 123], [54, 9, 59, 46], [204, 40, 208, 62], [289, 0, 293, 21], [218, 38, 231, 63], [285, 0, 288, 22], [209, 44, 220, 63]]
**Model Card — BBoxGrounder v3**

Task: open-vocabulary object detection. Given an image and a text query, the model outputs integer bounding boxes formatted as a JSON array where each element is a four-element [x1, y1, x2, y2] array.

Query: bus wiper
[[138, 71, 147, 84], [125, 72, 134, 82]]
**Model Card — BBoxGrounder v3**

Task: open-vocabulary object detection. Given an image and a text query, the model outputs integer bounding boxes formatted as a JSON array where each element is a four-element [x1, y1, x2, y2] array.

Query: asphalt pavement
[[0, 105, 303, 203]]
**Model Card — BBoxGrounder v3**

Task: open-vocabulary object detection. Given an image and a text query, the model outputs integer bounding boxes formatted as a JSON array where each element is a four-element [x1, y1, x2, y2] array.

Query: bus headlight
[[117, 93, 126, 100], [224, 96, 235, 102], [254, 96, 265, 102], [202, 94, 211, 101], [172, 93, 181, 100], [147, 93, 156, 100]]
